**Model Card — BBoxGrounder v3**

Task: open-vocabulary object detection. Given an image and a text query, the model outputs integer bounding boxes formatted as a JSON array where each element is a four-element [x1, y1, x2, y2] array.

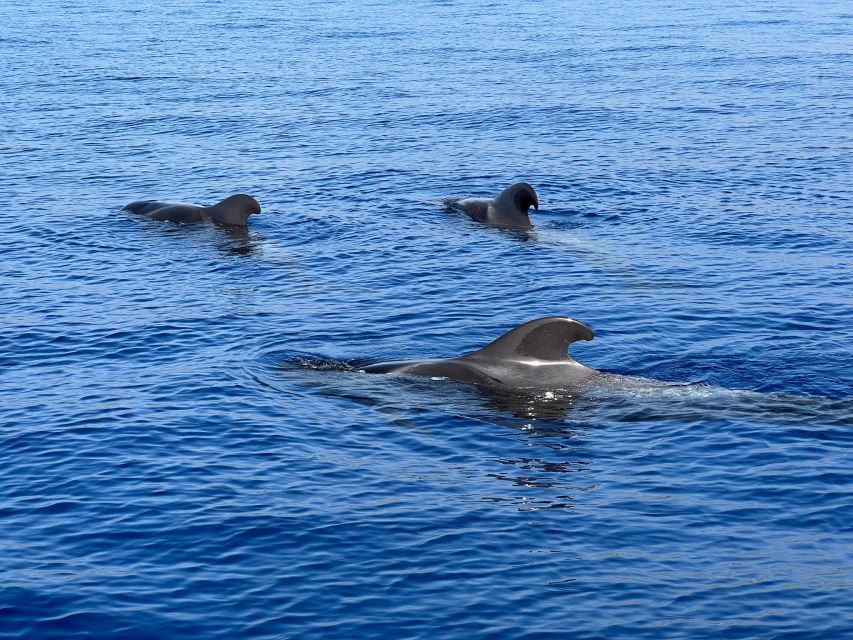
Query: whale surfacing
[[363, 317, 598, 389], [448, 182, 539, 229], [123, 194, 261, 227]]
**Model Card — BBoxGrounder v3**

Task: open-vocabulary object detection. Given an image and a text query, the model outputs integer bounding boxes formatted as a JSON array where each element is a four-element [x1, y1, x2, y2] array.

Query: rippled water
[[2, 1, 852, 638]]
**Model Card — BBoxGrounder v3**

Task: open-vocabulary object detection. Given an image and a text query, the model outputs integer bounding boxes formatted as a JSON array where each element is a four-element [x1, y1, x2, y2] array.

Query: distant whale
[[447, 182, 539, 229], [122, 194, 261, 227], [363, 317, 598, 389]]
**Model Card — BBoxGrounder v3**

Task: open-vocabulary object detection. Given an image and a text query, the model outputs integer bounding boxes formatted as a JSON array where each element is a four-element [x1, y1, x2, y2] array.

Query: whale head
[[209, 194, 262, 226]]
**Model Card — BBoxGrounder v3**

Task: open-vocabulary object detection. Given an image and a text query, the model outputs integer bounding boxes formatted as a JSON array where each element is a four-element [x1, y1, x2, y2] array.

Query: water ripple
[[1, 0, 851, 638]]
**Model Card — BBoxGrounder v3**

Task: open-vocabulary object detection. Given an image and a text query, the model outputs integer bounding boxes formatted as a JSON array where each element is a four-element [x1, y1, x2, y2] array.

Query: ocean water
[[1, 0, 851, 638]]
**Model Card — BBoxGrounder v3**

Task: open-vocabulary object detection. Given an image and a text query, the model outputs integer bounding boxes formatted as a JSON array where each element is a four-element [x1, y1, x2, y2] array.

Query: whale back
[[463, 317, 594, 363], [122, 200, 173, 215], [362, 317, 597, 389]]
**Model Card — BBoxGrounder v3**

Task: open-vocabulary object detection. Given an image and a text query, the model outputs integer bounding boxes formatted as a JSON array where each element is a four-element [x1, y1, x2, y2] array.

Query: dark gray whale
[[448, 182, 539, 229], [122, 194, 261, 227], [363, 317, 598, 389]]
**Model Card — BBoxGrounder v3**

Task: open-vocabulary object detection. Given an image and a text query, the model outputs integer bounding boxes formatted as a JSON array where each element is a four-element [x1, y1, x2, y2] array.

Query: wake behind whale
[[267, 349, 842, 427], [260, 316, 844, 425], [351, 316, 848, 422]]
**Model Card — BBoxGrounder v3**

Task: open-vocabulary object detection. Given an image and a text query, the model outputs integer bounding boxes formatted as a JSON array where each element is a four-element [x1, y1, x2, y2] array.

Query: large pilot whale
[[446, 182, 539, 229], [122, 194, 261, 226], [363, 317, 598, 389]]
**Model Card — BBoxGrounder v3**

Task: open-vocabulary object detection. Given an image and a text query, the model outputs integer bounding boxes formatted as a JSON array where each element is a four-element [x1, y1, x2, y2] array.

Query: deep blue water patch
[[1, 1, 851, 638]]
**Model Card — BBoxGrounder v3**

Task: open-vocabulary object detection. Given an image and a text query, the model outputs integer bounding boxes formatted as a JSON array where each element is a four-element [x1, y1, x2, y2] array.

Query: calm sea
[[1, 1, 851, 638]]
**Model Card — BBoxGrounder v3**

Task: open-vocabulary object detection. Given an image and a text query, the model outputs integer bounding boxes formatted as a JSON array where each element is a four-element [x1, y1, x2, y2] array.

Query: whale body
[[363, 317, 598, 390], [123, 194, 261, 227], [448, 182, 539, 230]]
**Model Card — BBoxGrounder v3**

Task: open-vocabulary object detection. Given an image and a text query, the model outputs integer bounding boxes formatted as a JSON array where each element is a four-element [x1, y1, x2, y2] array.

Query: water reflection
[[480, 386, 581, 421], [480, 441, 592, 511], [486, 455, 589, 487], [215, 226, 267, 256], [129, 212, 269, 257]]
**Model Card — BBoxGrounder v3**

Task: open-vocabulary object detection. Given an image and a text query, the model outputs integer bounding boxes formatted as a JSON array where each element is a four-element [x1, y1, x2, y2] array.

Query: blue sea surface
[[1, 1, 852, 638]]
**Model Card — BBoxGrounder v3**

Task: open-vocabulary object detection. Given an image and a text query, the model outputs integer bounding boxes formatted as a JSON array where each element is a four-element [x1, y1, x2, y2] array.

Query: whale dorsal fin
[[209, 194, 262, 226], [466, 317, 594, 362], [495, 182, 539, 213]]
